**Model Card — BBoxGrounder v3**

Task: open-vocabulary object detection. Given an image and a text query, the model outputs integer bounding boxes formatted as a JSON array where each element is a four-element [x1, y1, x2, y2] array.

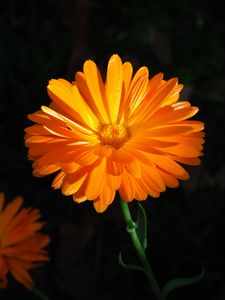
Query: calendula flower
[[0, 193, 49, 289], [25, 54, 204, 212]]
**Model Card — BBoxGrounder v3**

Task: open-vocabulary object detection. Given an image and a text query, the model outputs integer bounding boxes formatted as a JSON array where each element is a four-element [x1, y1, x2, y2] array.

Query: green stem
[[120, 198, 162, 300], [32, 286, 50, 300]]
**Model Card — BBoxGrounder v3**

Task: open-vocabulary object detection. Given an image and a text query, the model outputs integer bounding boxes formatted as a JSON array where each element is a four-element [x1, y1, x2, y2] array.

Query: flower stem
[[120, 198, 161, 300], [32, 286, 50, 300]]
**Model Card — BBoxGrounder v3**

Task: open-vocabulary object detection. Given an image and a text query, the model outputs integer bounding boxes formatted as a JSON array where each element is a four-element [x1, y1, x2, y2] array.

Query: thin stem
[[32, 286, 50, 300], [120, 198, 161, 300]]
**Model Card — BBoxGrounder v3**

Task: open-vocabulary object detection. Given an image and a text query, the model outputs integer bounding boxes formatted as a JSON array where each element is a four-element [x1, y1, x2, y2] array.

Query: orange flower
[[0, 193, 50, 289], [25, 54, 204, 212]]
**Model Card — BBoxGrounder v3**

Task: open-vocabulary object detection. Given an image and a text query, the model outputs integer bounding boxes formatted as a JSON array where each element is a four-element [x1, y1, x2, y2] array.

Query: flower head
[[0, 193, 49, 289], [25, 54, 204, 212]]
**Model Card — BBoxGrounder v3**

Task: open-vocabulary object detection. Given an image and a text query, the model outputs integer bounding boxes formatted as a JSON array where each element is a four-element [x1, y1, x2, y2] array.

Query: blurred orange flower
[[25, 54, 204, 212], [0, 193, 49, 289]]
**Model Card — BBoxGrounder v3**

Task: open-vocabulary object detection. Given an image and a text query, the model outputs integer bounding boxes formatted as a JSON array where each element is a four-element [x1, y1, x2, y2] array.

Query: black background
[[0, 0, 224, 299]]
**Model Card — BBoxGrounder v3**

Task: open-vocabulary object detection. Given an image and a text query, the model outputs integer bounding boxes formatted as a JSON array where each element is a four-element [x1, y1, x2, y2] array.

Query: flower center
[[98, 123, 129, 149]]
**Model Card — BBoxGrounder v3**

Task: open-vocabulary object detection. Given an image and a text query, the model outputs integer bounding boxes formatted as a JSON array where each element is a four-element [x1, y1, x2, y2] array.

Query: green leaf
[[118, 252, 145, 273], [162, 269, 205, 300], [32, 286, 50, 300], [136, 203, 147, 249]]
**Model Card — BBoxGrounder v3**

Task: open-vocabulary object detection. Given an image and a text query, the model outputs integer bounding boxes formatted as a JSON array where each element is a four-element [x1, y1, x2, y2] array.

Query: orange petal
[[85, 159, 106, 199], [73, 195, 87, 203], [106, 174, 121, 190], [148, 73, 164, 92], [52, 171, 65, 189], [128, 68, 149, 113], [169, 155, 201, 166], [147, 125, 196, 137], [72, 84, 99, 129], [17, 234, 50, 251], [28, 110, 65, 127], [41, 105, 95, 138], [94, 145, 113, 157], [147, 106, 199, 127], [162, 83, 183, 106], [111, 148, 135, 163], [75, 71, 108, 123], [117, 61, 133, 122], [0, 254, 8, 288], [106, 159, 124, 176], [124, 66, 149, 122], [62, 172, 88, 195], [161, 144, 203, 157], [106, 54, 123, 122], [140, 161, 166, 191], [83, 59, 109, 123], [27, 140, 68, 157], [47, 79, 98, 130], [26, 136, 58, 144], [157, 169, 179, 188], [43, 124, 79, 139], [25, 125, 50, 136], [130, 78, 178, 124], [126, 138, 178, 152], [36, 144, 94, 166], [34, 164, 60, 176], [178, 120, 204, 132], [0, 192, 5, 213], [138, 178, 160, 198], [122, 62, 133, 98], [132, 178, 148, 200], [147, 153, 188, 177], [7, 259, 34, 290], [119, 171, 135, 202], [125, 160, 142, 178], [94, 184, 116, 212], [74, 149, 99, 166], [0, 196, 23, 238], [61, 162, 80, 174]]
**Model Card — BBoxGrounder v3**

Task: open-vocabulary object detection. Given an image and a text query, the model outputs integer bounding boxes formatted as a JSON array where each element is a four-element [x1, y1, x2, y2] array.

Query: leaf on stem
[[136, 203, 147, 249], [118, 252, 145, 273], [161, 269, 205, 300], [32, 286, 50, 300]]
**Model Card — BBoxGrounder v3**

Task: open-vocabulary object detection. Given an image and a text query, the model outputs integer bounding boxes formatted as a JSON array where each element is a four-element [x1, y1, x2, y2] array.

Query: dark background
[[0, 0, 224, 299]]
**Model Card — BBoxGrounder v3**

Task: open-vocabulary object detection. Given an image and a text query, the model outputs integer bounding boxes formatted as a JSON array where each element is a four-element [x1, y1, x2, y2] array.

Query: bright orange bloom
[[0, 193, 49, 289], [25, 54, 204, 212]]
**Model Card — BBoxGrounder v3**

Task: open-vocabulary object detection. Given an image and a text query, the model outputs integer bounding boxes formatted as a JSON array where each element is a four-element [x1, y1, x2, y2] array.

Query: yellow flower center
[[98, 123, 129, 149]]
